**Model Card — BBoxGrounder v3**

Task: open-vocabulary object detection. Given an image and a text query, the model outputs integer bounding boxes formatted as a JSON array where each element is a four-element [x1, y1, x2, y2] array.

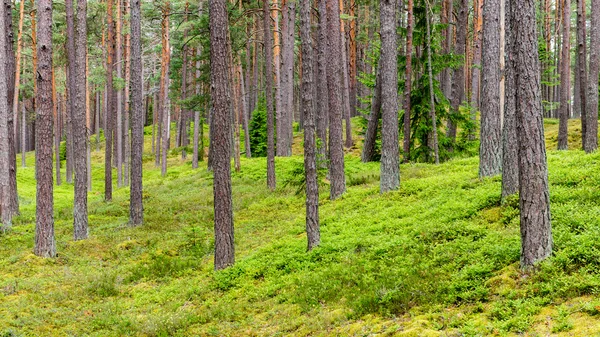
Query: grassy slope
[[2, 120, 600, 336]]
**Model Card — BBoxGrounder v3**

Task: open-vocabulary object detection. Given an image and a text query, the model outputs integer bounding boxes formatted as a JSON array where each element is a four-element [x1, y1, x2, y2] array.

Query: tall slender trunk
[[362, 63, 382, 162], [326, 0, 346, 199], [278, 0, 295, 156], [4, 0, 18, 217], [124, 0, 131, 185], [577, 0, 589, 150], [380, 0, 399, 192], [193, 45, 202, 169], [348, 0, 357, 117], [105, 0, 116, 201], [479, 0, 502, 177], [73, 0, 89, 240], [66, 0, 75, 184], [130, 0, 144, 226], [339, 0, 353, 148], [511, 0, 552, 269], [12, 0, 26, 149], [160, 2, 171, 177], [0, 0, 11, 229], [470, 0, 483, 115], [402, 0, 413, 161], [264, 0, 276, 190], [34, 0, 56, 257], [448, 0, 468, 146], [316, 0, 329, 161], [558, 0, 570, 149], [115, 0, 123, 185], [239, 64, 251, 158], [54, 71, 61, 186], [210, 0, 235, 270], [273, 0, 282, 156], [426, 1, 439, 164], [586, 0, 600, 152], [299, 0, 320, 250]]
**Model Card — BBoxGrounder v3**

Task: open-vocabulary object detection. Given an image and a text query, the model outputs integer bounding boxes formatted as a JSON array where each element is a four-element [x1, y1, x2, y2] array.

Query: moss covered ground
[[2, 120, 600, 336]]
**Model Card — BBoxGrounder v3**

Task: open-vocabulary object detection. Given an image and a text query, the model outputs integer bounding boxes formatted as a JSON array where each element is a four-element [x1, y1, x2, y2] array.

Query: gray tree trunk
[[129, 0, 143, 226], [402, 0, 413, 162], [426, 1, 439, 164], [341, 33, 353, 148], [105, 0, 115, 202], [264, 0, 276, 190], [501, 0, 518, 199], [479, 0, 502, 177], [193, 45, 202, 169], [511, 0, 552, 269], [379, 0, 399, 192], [316, 0, 329, 161], [0, 0, 11, 229], [577, 0, 587, 149], [558, 0, 570, 150], [72, 0, 89, 240], [34, 0, 56, 257], [210, 0, 235, 270], [299, 0, 320, 250], [585, 0, 599, 152], [65, 0, 75, 184], [278, 0, 295, 156], [326, 0, 346, 200]]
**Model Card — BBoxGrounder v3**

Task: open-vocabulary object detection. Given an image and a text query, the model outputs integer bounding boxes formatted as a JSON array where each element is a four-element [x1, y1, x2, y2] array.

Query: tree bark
[[12, 0, 26, 150], [264, 0, 276, 190], [402, 0, 413, 162], [0, 0, 11, 229], [501, 0, 518, 199], [4, 0, 18, 217], [426, 1, 439, 164], [66, 0, 75, 184], [511, 0, 552, 269], [447, 0, 468, 146], [362, 63, 382, 163], [210, 0, 235, 270], [470, 0, 483, 115], [585, 0, 599, 153], [380, 0, 399, 192], [72, 0, 89, 240], [105, 0, 116, 201], [316, 0, 329, 161], [115, 0, 123, 185], [124, 0, 131, 185], [130, 0, 143, 226], [160, 3, 171, 177], [299, 0, 320, 250], [326, 0, 346, 200], [278, 0, 295, 156], [558, 0, 570, 150], [479, 0, 502, 177], [34, 0, 56, 257], [54, 72, 61, 186]]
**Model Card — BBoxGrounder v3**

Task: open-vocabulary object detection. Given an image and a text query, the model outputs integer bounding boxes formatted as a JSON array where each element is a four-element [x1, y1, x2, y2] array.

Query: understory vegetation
[[1, 119, 600, 336]]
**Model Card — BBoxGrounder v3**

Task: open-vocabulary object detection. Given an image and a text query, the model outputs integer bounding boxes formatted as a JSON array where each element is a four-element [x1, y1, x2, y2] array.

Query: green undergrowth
[[2, 121, 600, 336]]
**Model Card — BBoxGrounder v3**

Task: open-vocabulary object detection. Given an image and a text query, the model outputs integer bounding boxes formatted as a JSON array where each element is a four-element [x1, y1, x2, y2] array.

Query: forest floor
[[2, 119, 600, 336]]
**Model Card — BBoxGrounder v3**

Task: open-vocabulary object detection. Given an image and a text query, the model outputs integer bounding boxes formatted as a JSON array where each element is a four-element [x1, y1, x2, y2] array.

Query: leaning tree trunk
[[511, 0, 552, 269], [585, 0, 599, 153], [264, 0, 276, 190], [557, 0, 571, 150], [379, 0, 399, 192], [34, 0, 56, 257], [210, 0, 235, 270], [72, 0, 89, 240], [299, 0, 320, 250], [326, 0, 346, 200], [479, 0, 502, 177]]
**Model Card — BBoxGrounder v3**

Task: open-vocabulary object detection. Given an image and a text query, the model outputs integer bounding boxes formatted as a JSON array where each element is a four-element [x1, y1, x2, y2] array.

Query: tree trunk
[[210, 0, 235, 270], [447, 0, 468, 146], [54, 71, 61, 186], [160, 3, 171, 177], [12, 0, 25, 150], [316, 0, 329, 162], [264, 0, 277, 190], [72, 0, 89, 240], [501, 0, 518, 199], [402, 0, 413, 161], [66, 0, 75, 184], [239, 64, 251, 158], [34, 0, 56, 257], [0, 0, 11, 229], [586, 0, 600, 152], [4, 0, 18, 217], [124, 0, 131, 185], [130, 0, 143, 226], [299, 0, 320, 250], [479, 0, 502, 177], [511, 0, 552, 269], [348, 0, 357, 117], [105, 0, 116, 202], [577, 0, 587, 147], [558, 0, 570, 150], [362, 63, 382, 163], [380, 0, 399, 192], [193, 45, 203, 168], [115, 0, 123, 185], [326, 0, 346, 200], [426, 1, 439, 164], [278, 0, 295, 156], [470, 0, 483, 115]]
